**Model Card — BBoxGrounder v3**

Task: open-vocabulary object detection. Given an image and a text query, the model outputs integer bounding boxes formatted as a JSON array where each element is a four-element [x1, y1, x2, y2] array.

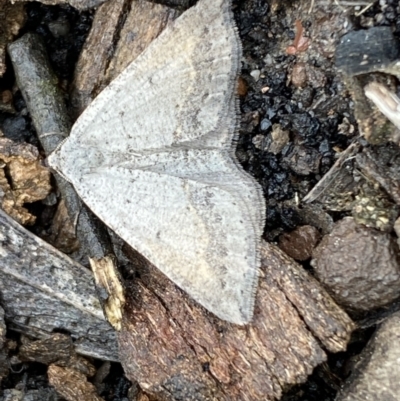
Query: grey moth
[[48, 0, 265, 324]]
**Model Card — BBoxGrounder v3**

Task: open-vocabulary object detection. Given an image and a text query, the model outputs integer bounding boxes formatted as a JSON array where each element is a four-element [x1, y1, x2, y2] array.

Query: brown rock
[[283, 145, 321, 175], [279, 225, 321, 261], [291, 62, 327, 89], [291, 62, 308, 88], [337, 310, 400, 401], [312, 217, 400, 312], [268, 124, 290, 154]]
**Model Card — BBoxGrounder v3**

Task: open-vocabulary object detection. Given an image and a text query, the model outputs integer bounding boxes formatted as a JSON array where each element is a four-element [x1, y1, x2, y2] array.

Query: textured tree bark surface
[[48, 364, 105, 401], [0, 208, 119, 362], [70, 0, 180, 118], [117, 242, 354, 401]]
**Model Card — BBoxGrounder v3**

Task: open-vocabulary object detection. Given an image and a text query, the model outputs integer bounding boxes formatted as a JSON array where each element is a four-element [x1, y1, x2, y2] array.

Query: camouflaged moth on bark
[[48, 0, 265, 324]]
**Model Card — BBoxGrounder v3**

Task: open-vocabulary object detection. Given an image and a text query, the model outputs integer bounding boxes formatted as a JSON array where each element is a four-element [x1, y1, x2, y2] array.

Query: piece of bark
[[8, 33, 115, 262], [46, 199, 80, 254], [116, 241, 354, 401], [303, 142, 361, 204], [48, 365, 105, 401], [312, 217, 400, 313], [0, 137, 51, 225], [364, 81, 400, 139], [0, 0, 26, 76], [19, 332, 96, 377], [90, 256, 126, 331], [92, 362, 111, 395], [19, 333, 74, 366], [71, 0, 179, 118], [335, 27, 400, 77], [0, 208, 118, 362], [336, 310, 400, 401], [356, 149, 400, 206], [151, 0, 194, 7]]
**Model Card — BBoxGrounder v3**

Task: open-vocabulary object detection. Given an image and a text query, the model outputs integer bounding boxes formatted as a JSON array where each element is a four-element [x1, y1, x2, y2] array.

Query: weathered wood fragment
[[8, 33, 115, 263], [71, 0, 179, 118], [117, 242, 354, 400], [0, 208, 118, 361], [48, 365, 105, 401], [19, 333, 97, 377], [303, 142, 361, 204]]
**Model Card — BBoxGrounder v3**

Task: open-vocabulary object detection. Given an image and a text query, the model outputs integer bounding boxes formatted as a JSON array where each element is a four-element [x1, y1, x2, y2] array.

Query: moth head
[[47, 137, 105, 183], [46, 137, 73, 182]]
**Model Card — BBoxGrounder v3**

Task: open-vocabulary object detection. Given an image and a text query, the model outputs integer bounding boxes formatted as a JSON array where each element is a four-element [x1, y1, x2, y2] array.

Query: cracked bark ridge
[[0, 208, 119, 362], [70, 0, 179, 118], [117, 242, 354, 400], [19, 333, 97, 377]]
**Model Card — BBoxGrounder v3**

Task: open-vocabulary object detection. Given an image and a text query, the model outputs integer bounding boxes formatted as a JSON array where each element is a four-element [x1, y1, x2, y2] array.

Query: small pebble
[[278, 225, 321, 261], [250, 69, 261, 81]]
